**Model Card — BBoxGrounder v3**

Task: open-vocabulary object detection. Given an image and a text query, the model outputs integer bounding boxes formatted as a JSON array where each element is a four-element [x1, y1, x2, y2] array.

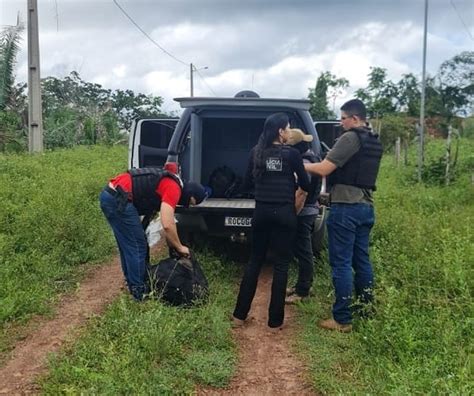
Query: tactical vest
[[255, 145, 296, 204], [329, 128, 383, 190], [302, 151, 321, 206], [128, 168, 183, 215]]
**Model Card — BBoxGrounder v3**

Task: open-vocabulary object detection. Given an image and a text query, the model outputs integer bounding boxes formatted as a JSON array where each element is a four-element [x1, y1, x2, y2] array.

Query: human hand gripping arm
[[160, 202, 190, 257], [304, 159, 337, 177]]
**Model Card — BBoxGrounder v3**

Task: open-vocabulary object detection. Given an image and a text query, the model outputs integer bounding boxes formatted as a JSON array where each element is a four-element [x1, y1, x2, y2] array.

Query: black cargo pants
[[233, 201, 297, 328]]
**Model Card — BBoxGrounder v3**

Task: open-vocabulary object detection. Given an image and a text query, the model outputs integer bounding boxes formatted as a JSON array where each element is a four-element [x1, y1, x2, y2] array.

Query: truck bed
[[176, 198, 255, 214]]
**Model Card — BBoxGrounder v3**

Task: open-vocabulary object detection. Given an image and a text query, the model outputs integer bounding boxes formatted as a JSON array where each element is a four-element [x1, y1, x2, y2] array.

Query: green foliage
[[355, 67, 398, 118], [374, 113, 414, 151], [1, 71, 165, 151], [295, 139, 474, 394], [308, 71, 348, 120], [461, 116, 474, 138], [0, 145, 127, 351], [40, 249, 239, 394], [0, 110, 26, 152], [0, 23, 24, 110]]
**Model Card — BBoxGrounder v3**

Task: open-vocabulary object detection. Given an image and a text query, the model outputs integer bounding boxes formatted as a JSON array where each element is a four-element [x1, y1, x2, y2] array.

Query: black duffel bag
[[147, 251, 209, 306]]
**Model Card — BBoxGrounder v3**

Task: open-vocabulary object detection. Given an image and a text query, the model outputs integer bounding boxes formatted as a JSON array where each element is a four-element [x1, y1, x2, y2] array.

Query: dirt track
[[0, 257, 124, 395], [200, 265, 315, 396], [0, 248, 315, 395]]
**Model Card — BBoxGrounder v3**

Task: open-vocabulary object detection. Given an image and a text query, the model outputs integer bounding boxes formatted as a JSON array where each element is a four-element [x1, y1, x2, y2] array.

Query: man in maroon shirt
[[99, 163, 206, 300]]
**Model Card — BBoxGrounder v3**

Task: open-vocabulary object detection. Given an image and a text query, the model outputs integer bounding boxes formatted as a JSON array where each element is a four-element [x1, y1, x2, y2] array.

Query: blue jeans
[[327, 203, 375, 324], [99, 189, 148, 300]]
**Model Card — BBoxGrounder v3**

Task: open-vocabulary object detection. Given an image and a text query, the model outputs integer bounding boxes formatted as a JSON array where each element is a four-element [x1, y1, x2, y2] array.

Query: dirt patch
[[0, 240, 164, 395], [200, 265, 316, 396]]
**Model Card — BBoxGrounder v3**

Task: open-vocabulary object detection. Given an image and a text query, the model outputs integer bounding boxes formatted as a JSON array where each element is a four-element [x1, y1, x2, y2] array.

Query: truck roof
[[174, 96, 311, 111]]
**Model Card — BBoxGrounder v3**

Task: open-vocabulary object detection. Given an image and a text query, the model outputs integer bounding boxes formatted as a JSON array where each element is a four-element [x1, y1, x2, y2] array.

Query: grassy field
[[1, 139, 472, 394], [0, 145, 127, 353], [293, 138, 473, 394]]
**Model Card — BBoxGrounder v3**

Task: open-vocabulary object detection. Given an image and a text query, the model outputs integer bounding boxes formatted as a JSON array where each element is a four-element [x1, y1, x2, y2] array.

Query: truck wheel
[[311, 206, 328, 255]]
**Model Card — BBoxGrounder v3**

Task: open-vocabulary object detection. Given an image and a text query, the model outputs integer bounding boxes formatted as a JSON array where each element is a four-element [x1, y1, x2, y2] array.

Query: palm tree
[[0, 20, 25, 110]]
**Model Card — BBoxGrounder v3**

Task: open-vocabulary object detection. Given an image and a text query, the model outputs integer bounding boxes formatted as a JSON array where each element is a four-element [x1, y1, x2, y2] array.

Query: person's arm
[[290, 149, 310, 192], [294, 187, 307, 214], [160, 202, 190, 257], [241, 149, 255, 193], [304, 159, 337, 176]]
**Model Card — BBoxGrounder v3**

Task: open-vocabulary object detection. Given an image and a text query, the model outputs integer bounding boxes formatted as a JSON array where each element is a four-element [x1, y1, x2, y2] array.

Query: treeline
[[0, 70, 167, 152], [0, 24, 167, 152], [307, 51, 474, 150]]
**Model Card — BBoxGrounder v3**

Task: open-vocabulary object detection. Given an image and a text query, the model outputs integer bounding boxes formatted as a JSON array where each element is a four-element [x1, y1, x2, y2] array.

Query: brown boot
[[318, 318, 352, 333], [285, 294, 307, 305]]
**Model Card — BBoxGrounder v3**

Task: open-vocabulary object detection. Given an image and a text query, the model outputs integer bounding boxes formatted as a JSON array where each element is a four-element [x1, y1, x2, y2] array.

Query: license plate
[[224, 216, 252, 227]]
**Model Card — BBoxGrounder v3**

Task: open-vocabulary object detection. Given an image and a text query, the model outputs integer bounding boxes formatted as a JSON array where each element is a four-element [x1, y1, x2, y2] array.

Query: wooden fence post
[[395, 137, 401, 166], [445, 125, 452, 186]]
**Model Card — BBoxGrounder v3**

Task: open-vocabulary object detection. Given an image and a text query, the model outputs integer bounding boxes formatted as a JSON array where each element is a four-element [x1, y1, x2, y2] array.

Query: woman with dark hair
[[232, 112, 310, 330]]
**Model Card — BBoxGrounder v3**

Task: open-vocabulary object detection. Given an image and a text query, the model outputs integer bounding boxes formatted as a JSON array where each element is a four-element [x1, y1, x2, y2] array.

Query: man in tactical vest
[[304, 99, 383, 332], [99, 163, 207, 301]]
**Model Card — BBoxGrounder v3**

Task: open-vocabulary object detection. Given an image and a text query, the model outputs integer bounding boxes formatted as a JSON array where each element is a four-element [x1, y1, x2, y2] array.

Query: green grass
[[39, 249, 240, 394], [293, 138, 474, 394], [0, 145, 127, 353]]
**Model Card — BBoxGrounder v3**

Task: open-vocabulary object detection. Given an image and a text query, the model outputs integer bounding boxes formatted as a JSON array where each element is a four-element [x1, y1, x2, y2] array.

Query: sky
[[1, 0, 473, 115]]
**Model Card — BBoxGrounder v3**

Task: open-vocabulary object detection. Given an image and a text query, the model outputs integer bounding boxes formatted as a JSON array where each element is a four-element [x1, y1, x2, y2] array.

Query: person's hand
[[176, 245, 190, 257]]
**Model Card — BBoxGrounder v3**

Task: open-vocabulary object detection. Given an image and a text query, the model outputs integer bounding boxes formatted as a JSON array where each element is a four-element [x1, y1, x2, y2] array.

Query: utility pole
[[190, 63, 208, 97], [418, 0, 428, 182], [27, 0, 43, 153], [190, 63, 194, 97]]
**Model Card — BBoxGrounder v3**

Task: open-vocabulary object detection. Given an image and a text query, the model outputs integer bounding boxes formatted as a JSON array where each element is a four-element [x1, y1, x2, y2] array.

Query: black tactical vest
[[302, 151, 321, 206], [329, 128, 383, 190], [255, 145, 297, 204], [128, 168, 183, 215]]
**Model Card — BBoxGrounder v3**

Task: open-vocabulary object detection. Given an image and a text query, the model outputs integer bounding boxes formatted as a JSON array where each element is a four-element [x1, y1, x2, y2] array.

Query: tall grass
[[0, 145, 127, 351], [295, 138, 473, 394]]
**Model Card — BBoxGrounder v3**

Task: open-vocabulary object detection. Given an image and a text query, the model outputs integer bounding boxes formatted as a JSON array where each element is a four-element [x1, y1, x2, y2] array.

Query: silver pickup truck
[[128, 91, 340, 254]]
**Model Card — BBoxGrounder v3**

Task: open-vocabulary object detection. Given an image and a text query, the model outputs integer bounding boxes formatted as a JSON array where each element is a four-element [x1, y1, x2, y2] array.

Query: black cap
[[178, 182, 207, 207]]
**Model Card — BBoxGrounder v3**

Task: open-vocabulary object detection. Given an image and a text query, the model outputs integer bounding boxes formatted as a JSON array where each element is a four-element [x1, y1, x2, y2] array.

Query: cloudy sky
[[1, 0, 473, 114]]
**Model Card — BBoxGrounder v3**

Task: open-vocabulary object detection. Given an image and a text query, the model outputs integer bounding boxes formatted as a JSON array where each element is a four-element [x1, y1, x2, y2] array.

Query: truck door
[[129, 118, 179, 168]]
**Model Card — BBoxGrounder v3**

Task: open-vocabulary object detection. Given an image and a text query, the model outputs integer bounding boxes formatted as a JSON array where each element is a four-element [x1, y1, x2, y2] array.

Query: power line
[[112, 0, 188, 66], [449, 0, 474, 41], [195, 67, 218, 96]]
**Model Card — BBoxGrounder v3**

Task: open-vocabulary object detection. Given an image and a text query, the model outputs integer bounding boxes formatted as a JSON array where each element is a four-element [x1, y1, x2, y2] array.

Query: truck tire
[[311, 206, 328, 255]]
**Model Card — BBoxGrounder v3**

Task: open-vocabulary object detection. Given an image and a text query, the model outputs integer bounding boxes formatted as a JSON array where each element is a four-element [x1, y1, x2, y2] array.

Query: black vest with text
[[302, 150, 321, 206], [128, 168, 182, 215], [255, 145, 296, 204], [329, 128, 383, 190]]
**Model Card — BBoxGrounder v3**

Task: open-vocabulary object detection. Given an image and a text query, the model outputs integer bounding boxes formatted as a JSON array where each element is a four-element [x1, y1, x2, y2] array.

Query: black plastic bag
[[147, 253, 209, 306]]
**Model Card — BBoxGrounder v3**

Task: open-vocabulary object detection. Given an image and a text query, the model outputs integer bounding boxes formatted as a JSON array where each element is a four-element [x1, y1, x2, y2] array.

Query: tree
[[435, 51, 474, 117], [397, 73, 420, 116], [355, 67, 398, 118], [0, 22, 24, 110], [308, 72, 348, 120]]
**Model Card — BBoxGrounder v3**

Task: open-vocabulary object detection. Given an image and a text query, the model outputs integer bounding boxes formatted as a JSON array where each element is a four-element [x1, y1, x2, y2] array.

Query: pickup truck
[[128, 91, 340, 254]]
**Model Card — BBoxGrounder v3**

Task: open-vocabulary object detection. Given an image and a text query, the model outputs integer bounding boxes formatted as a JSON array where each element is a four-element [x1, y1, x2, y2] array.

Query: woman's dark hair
[[253, 112, 289, 180]]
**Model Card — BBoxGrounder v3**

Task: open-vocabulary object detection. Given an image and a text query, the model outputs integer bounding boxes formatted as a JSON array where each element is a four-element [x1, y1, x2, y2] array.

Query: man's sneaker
[[285, 294, 307, 304], [286, 287, 296, 296], [318, 318, 352, 333], [230, 316, 245, 328]]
